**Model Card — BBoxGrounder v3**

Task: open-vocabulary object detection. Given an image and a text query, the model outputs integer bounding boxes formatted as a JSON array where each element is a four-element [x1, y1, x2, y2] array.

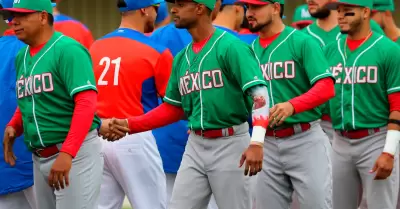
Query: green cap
[[166, 0, 216, 10], [236, 0, 284, 5], [326, 0, 373, 10], [373, 0, 394, 11], [1, 0, 53, 14], [292, 4, 315, 24]]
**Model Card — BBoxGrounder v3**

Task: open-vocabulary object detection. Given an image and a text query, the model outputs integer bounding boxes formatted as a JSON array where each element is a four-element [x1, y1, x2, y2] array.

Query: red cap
[[236, 0, 270, 5]]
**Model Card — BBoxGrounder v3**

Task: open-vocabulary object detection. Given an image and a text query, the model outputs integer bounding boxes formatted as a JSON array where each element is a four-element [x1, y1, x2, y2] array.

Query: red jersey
[[89, 28, 173, 119], [54, 14, 94, 49]]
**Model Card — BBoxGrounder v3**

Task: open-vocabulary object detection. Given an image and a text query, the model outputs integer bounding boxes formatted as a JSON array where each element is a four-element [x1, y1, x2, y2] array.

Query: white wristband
[[251, 126, 266, 144], [383, 130, 400, 156]]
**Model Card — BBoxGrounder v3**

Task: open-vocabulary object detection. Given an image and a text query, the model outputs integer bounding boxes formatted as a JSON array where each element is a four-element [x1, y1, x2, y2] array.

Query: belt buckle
[[272, 129, 280, 139], [34, 148, 43, 157]]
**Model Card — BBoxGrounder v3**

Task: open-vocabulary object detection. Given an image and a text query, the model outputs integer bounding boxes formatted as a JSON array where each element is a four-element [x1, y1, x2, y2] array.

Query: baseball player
[[89, 0, 169, 208], [0, 1, 36, 209], [155, 1, 171, 29], [371, 0, 399, 44], [1, 0, 104, 208], [51, 0, 94, 49], [291, 4, 315, 30], [107, 1, 270, 209], [238, 0, 335, 208], [324, 0, 400, 208]]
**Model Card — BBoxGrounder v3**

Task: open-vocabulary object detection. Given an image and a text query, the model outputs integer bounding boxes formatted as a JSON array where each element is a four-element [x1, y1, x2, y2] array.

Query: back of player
[[51, 1, 94, 48], [90, 1, 170, 208]]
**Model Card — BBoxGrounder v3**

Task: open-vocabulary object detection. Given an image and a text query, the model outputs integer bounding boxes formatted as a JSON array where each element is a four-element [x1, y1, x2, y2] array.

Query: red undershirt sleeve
[[127, 102, 185, 134], [289, 77, 335, 114], [7, 107, 24, 137], [60, 90, 97, 158], [389, 92, 400, 112]]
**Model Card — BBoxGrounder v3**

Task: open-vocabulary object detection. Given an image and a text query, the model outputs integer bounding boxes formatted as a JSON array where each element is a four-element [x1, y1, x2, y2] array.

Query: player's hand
[[106, 118, 130, 142], [370, 152, 394, 180], [99, 119, 111, 137], [3, 126, 17, 166], [269, 102, 295, 127], [239, 143, 263, 176], [48, 152, 72, 190]]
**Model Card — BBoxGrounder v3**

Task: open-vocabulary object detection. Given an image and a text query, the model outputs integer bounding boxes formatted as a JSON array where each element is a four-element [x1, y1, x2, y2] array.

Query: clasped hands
[[99, 118, 131, 141]]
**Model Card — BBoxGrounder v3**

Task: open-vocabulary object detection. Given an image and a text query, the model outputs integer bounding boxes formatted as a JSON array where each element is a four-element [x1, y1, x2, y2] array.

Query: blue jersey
[[150, 24, 253, 173], [0, 35, 33, 195]]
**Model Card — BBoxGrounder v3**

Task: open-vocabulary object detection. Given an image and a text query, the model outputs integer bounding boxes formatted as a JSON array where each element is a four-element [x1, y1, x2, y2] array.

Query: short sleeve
[[154, 49, 173, 97], [385, 45, 400, 94], [59, 44, 97, 97], [163, 58, 182, 107], [301, 38, 334, 85], [225, 41, 267, 93]]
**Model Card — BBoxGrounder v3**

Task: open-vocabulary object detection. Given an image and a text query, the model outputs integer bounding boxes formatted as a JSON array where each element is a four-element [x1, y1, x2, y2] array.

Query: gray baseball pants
[[332, 127, 399, 209], [256, 121, 333, 209], [33, 130, 104, 209], [169, 122, 254, 209]]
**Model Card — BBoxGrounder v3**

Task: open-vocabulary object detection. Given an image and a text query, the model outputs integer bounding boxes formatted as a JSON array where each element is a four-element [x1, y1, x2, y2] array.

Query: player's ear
[[273, 2, 280, 16], [140, 8, 148, 16], [362, 7, 370, 19]]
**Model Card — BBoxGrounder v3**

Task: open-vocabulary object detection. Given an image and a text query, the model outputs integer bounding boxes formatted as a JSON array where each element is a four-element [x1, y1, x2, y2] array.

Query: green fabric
[[193, 0, 216, 10], [373, 0, 395, 11], [292, 4, 315, 23], [251, 26, 334, 125], [15, 32, 100, 149], [12, 0, 52, 14], [396, 37, 400, 45], [164, 28, 267, 130], [328, 0, 373, 9], [324, 33, 400, 130], [256, 0, 284, 4]]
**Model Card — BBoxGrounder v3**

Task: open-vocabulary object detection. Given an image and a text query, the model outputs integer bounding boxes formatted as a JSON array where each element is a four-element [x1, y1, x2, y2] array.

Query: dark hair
[[279, 4, 284, 18], [48, 13, 54, 26], [117, 0, 127, 8]]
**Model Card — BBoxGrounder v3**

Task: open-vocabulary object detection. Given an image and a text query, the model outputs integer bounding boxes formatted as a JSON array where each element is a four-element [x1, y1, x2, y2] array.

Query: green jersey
[[395, 37, 400, 45], [324, 33, 400, 130], [164, 28, 267, 130], [15, 32, 100, 149], [251, 26, 334, 125]]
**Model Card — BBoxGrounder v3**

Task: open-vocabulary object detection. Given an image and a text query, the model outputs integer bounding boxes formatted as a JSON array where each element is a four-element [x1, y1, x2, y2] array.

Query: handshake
[[98, 118, 131, 141]]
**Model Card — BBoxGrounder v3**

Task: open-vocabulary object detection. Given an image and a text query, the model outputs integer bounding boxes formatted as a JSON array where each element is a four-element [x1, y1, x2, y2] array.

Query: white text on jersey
[[179, 70, 224, 95], [16, 73, 54, 99], [260, 61, 296, 81], [331, 63, 378, 84]]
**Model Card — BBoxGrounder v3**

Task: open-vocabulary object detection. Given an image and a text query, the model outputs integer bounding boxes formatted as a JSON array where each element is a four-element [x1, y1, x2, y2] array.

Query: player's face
[[143, 5, 158, 33], [10, 12, 48, 43], [170, 0, 200, 29], [337, 5, 369, 34], [306, 0, 331, 19], [246, 3, 277, 33]]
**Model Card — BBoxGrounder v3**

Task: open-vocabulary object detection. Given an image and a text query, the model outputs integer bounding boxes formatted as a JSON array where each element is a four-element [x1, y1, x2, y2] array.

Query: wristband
[[382, 130, 400, 156], [251, 126, 266, 144]]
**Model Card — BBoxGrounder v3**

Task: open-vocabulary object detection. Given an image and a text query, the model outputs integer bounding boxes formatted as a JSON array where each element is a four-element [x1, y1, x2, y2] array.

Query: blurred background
[[1, 0, 398, 39]]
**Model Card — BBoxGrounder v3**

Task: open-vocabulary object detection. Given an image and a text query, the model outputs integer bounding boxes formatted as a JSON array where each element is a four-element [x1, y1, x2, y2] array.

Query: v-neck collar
[[341, 32, 376, 59], [255, 26, 292, 50], [27, 32, 61, 61]]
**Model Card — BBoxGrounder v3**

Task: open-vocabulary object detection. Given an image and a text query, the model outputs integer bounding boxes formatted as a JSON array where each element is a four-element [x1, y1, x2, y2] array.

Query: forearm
[[289, 78, 335, 114], [383, 93, 400, 157], [127, 102, 185, 134], [60, 90, 97, 158], [247, 85, 270, 145], [7, 107, 23, 136]]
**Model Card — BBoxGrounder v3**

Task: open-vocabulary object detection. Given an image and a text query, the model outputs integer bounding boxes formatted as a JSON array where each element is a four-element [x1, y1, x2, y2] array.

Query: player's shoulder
[[373, 33, 400, 52], [215, 28, 249, 49], [287, 26, 320, 47], [54, 14, 90, 32], [100, 28, 169, 55]]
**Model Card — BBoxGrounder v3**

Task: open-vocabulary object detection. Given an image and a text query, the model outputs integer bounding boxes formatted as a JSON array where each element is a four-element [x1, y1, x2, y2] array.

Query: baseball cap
[[118, 0, 164, 12], [292, 4, 315, 26], [1, 0, 53, 14], [236, 0, 284, 5], [373, 0, 394, 11], [166, 0, 217, 10], [326, 0, 373, 10], [155, 1, 168, 24], [222, 0, 238, 5], [0, 0, 13, 9]]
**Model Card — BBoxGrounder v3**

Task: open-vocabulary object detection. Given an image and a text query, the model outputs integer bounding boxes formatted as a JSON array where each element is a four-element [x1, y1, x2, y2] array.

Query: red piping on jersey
[[8, 107, 23, 137], [192, 32, 214, 54], [60, 90, 97, 158], [259, 32, 281, 48], [127, 102, 185, 134], [29, 42, 47, 57], [289, 78, 335, 114], [389, 92, 400, 112], [346, 33, 372, 51]]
